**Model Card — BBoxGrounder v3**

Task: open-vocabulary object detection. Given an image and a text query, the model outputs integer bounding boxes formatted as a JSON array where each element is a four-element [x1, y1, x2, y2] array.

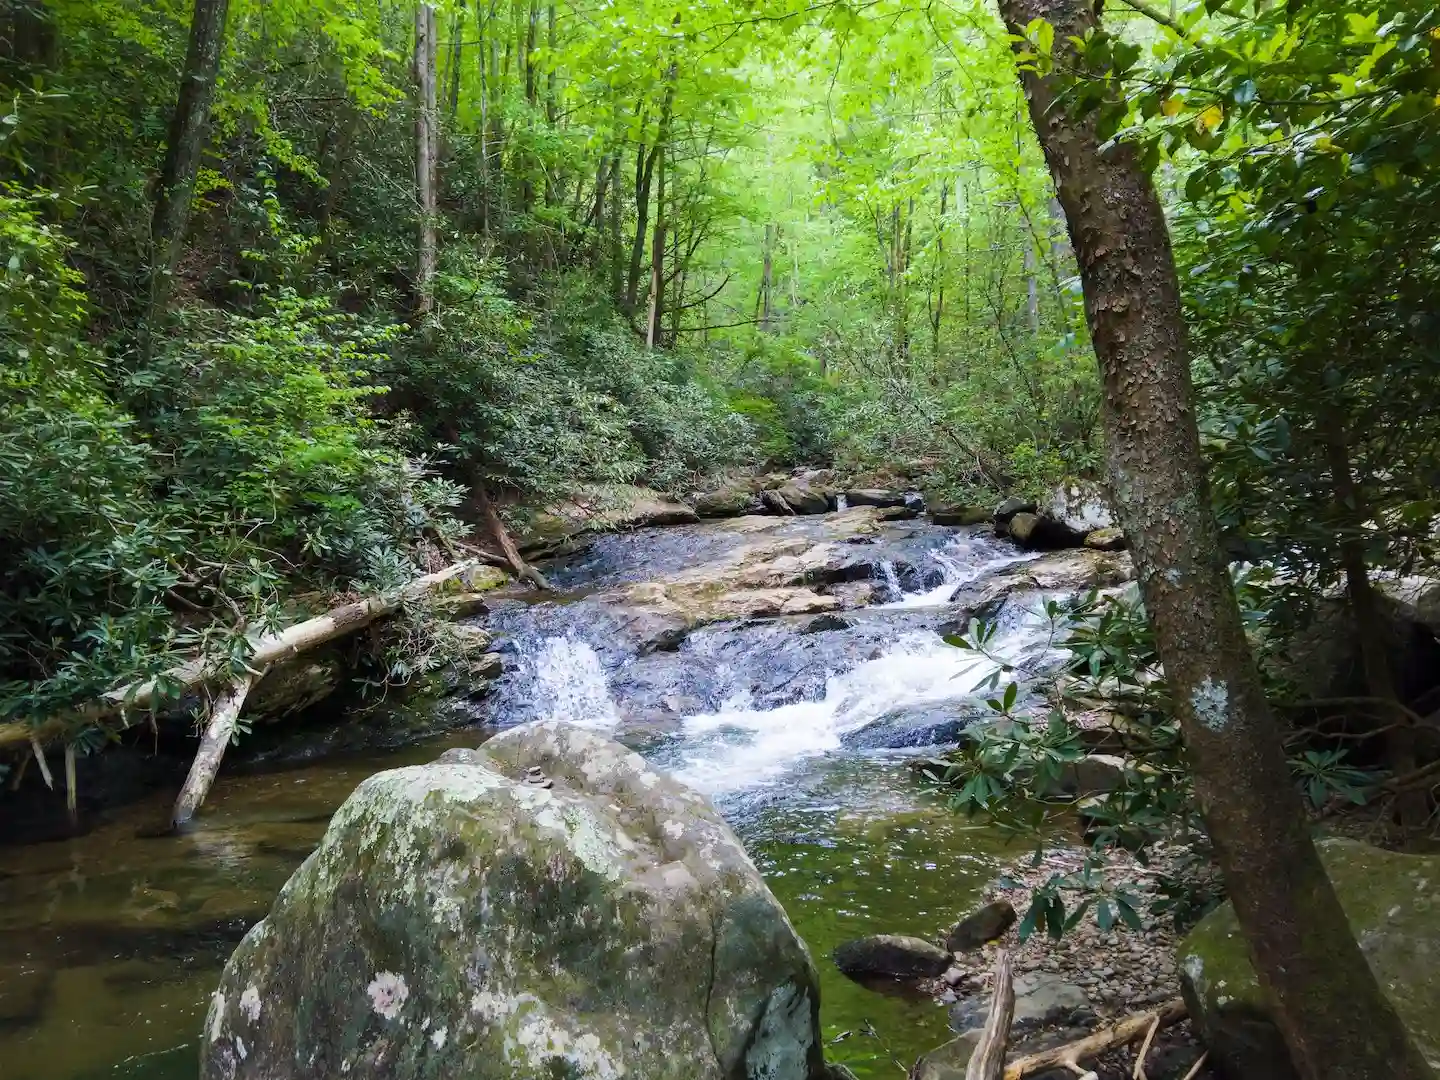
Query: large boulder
[[945, 549, 1135, 616], [693, 476, 765, 518], [201, 722, 830, 1080], [1178, 838, 1440, 1080], [843, 489, 906, 509], [520, 485, 700, 553], [1044, 481, 1115, 534], [928, 501, 993, 527], [776, 480, 831, 515]]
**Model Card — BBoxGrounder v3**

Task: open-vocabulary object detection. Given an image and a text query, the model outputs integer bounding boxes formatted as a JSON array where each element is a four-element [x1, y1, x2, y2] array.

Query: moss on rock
[[201, 722, 828, 1080], [1178, 838, 1440, 1079]]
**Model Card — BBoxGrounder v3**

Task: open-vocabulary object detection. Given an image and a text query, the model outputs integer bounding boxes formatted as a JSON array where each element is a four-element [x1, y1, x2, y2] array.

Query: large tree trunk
[[413, 2, 439, 314], [996, 2, 1432, 1078], [149, 0, 230, 316]]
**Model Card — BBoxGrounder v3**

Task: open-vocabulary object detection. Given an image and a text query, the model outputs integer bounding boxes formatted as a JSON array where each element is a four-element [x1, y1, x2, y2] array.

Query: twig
[[1131, 1012, 1161, 1080], [1003, 1000, 1186, 1080], [1180, 1052, 1209, 1080], [1111, 0, 1188, 36]]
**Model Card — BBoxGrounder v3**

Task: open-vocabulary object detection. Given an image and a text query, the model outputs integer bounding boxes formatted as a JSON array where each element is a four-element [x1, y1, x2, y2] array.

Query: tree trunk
[[473, 482, 550, 590], [609, 145, 624, 304], [758, 222, 775, 333], [996, 2, 1433, 1078], [1325, 423, 1424, 825], [149, 0, 230, 317], [646, 131, 667, 347], [626, 133, 656, 314], [1024, 241, 1039, 333], [172, 669, 261, 827], [413, 2, 439, 314], [932, 181, 946, 361]]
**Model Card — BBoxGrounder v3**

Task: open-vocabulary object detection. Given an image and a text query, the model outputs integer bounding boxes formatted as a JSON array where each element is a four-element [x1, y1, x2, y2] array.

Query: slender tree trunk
[[626, 131, 656, 314], [1324, 421, 1424, 825], [609, 145, 624, 305], [1024, 242, 1039, 332], [444, 11, 463, 119], [413, 2, 439, 314], [645, 133, 667, 347], [932, 180, 946, 361], [997, 2, 1432, 1078], [758, 222, 774, 333], [149, 0, 230, 318]]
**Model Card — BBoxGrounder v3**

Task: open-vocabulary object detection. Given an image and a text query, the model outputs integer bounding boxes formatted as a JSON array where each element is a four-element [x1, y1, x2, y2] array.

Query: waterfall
[[528, 635, 621, 729], [878, 560, 904, 600], [834, 492, 849, 511]]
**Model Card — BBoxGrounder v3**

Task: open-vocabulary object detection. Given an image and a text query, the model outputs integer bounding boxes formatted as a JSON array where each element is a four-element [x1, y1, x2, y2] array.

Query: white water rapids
[[520, 533, 1054, 798]]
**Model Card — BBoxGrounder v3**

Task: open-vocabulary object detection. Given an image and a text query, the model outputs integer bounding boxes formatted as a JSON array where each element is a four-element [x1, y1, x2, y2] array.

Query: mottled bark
[[149, 0, 230, 314], [996, 1, 1432, 1078]]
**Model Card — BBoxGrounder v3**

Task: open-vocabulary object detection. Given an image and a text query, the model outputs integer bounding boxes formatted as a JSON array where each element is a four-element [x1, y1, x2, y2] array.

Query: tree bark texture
[[413, 2, 439, 314], [150, 0, 230, 313], [996, 1, 1432, 1078]]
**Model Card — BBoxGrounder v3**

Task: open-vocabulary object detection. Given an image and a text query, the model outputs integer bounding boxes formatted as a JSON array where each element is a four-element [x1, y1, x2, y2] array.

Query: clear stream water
[[0, 515, 1065, 1080]]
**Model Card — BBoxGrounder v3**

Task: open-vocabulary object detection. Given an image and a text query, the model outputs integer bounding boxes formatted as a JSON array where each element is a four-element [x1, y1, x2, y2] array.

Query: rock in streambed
[[201, 722, 836, 1080]]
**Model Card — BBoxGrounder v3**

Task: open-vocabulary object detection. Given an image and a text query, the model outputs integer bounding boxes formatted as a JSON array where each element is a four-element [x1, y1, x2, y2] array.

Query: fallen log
[[0, 560, 478, 751], [967, 949, 1015, 1080], [1003, 999, 1187, 1080], [474, 480, 552, 591], [171, 668, 263, 827]]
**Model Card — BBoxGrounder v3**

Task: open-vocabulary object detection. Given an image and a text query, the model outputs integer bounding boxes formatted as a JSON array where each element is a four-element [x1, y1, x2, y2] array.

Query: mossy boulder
[[202, 722, 829, 1080], [1178, 838, 1440, 1079]]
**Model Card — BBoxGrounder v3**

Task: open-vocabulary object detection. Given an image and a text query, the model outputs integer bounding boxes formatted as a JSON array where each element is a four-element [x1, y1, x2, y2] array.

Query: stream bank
[[0, 495, 1133, 1080]]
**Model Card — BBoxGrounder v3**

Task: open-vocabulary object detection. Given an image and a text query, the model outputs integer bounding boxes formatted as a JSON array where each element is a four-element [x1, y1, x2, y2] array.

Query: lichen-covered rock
[[776, 481, 831, 515], [1178, 838, 1440, 1080], [201, 722, 829, 1080]]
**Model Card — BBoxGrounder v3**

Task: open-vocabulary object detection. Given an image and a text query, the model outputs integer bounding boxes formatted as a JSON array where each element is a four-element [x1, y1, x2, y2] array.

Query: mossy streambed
[[0, 737, 1030, 1080]]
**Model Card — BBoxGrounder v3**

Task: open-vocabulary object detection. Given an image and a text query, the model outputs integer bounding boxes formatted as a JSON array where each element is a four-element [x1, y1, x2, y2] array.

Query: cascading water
[[495, 528, 1065, 805], [526, 634, 621, 729]]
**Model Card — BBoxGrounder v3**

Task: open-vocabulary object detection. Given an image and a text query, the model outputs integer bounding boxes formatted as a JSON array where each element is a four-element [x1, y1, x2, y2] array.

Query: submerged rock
[[202, 722, 830, 1080], [945, 899, 1017, 953], [1178, 838, 1440, 1080], [832, 935, 951, 981]]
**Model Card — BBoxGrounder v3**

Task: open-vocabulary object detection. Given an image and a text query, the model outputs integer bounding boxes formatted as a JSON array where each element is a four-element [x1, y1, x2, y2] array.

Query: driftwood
[[0, 560, 478, 751], [171, 669, 263, 827], [1002, 999, 1187, 1080], [967, 949, 1015, 1080]]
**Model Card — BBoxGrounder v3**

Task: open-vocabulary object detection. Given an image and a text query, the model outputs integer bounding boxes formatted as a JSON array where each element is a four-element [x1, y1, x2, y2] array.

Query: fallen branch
[[474, 482, 552, 590], [171, 669, 263, 828], [1003, 999, 1186, 1080], [967, 949, 1015, 1080], [0, 560, 478, 751]]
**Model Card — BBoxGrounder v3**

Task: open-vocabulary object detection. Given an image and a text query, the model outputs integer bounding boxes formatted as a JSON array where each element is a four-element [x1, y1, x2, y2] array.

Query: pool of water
[[0, 513, 1074, 1079], [0, 735, 1032, 1080]]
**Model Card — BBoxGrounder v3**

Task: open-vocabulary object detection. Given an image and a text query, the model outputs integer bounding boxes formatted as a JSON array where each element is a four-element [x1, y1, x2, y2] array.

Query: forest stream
[[0, 510, 1082, 1080]]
